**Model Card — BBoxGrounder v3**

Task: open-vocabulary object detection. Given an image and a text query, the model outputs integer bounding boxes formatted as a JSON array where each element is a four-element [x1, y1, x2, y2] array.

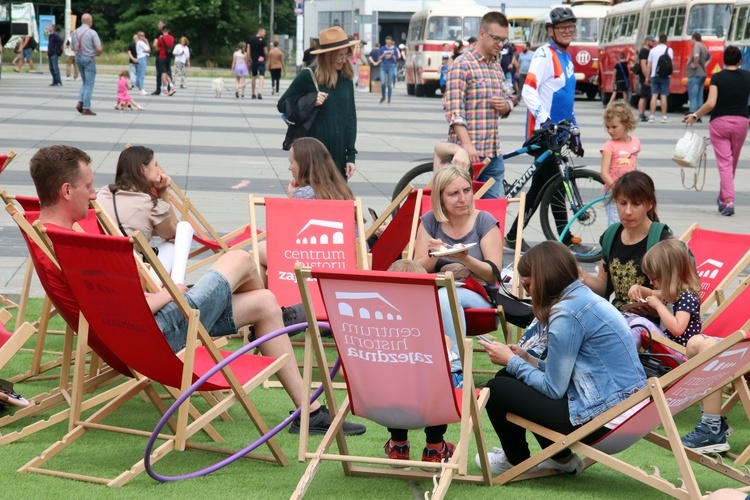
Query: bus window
[[408, 18, 425, 43], [687, 3, 732, 37], [427, 16, 461, 41], [575, 18, 599, 42], [463, 17, 482, 39], [736, 7, 750, 40]]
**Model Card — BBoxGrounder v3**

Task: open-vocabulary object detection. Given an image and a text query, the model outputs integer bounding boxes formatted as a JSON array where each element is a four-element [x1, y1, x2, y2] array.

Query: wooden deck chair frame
[[493, 330, 750, 499], [679, 223, 750, 315], [20, 228, 291, 486], [168, 183, 258, 273], [249, 196, 368, 388], [0, 206, 129, 445], [0, 308, 35, 377], [291, 265, 493, 499], [650, 273, 750, 465]]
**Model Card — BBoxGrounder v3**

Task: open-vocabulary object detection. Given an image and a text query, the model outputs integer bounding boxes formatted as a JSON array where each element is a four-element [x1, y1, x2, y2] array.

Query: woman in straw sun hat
[[277, 26, 359, 181]]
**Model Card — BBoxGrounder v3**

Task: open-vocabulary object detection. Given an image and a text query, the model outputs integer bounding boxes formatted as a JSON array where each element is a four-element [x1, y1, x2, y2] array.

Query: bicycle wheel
[[538, 168, 607, 263], [391, 161, 434, 202]]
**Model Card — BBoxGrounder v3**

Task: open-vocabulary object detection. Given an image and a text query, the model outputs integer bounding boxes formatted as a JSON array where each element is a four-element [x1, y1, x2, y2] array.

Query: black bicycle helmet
[[547, 7, 577, 27]]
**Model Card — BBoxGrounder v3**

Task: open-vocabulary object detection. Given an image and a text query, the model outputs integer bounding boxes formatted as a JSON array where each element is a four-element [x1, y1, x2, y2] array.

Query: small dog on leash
[[212, 78, 225, 98]]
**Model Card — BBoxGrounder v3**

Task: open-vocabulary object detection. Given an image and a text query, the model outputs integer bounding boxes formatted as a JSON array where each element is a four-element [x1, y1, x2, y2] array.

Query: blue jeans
[[129, 62, 138, 88], [477, 155, 506, 199], [687, 76, 706, 113], [48, 54, 61, 84], [137, 56, 148, 89], [76, 54, 96, 110], [650, 75, 670, 96], [438, 286, 494, 373], [154, 270, 237, 353], [379, 64, 396, 101]]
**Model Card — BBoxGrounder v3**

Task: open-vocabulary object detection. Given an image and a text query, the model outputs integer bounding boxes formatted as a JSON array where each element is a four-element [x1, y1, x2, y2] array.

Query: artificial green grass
[[0, 299, 747, 499]]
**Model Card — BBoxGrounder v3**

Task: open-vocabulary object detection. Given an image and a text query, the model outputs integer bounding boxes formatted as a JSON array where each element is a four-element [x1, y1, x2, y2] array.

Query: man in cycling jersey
[[504, 6, 590, 255], [444, 11, 514, 199]]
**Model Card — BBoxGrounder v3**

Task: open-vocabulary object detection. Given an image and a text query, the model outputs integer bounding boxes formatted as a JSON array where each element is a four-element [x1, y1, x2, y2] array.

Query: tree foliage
[[68, 0, 297, 57]]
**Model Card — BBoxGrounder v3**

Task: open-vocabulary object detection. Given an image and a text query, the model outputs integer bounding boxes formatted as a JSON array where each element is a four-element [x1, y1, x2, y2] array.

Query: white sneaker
[[136, 105, 144, 110], [538, 452, 585, 475], [648, 115, 654, 123], [140, 89, 148, 95], [476, 447, 514, 475], [661, 116, 669, 123], [66, 76, 70, 81]]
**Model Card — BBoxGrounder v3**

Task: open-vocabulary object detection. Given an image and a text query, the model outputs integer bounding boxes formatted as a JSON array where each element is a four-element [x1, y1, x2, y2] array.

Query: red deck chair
[[3, 203, 104, 383], [680, 224, 750, 315], [0, 150, 16, 175], [292, 266, 491, 499], [20, 228, 290, 486], [250, 196, 368, 313], [494, 330, 750, 498], [167, 183, 259, 274], [0, 206, 131, 445]]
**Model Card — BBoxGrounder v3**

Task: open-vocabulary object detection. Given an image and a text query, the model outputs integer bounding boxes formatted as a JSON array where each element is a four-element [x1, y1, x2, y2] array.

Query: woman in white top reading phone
[[414, 166, 503, 379]]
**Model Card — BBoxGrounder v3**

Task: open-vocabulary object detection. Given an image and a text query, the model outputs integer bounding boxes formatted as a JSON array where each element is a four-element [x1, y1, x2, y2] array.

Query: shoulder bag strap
[[484, 259, 531, 304], [110, 190, 130, 237], [305, 67, 319, 92]]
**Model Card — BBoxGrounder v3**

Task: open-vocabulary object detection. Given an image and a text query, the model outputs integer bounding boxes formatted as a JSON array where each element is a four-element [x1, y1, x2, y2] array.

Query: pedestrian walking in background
[[232, 41, 250, 98], [71, 13, 103, 116], [172, 37, 190, 89], [136, 31, 150, 95], [46, 24, 64, 86], [127, 34, 139, 89], [64, 31, 78, 81], [269, 40, 284, 96], [277, 26, 359, 181], [686, 32, 711, 119], [636, 35, 655, 122], [685, 45, 750, 217]]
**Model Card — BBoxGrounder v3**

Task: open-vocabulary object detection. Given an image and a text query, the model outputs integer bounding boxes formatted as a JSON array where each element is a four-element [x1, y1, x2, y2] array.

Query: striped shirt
[[444, 45, 511, 158]]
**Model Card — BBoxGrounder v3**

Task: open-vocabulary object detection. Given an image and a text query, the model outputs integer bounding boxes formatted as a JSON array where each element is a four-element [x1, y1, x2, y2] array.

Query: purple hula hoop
[[143, 321, 340, 482]]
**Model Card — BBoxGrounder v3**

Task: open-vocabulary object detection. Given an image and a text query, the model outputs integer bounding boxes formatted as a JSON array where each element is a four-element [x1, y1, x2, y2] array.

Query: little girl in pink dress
[[116, 70, 143, 110]]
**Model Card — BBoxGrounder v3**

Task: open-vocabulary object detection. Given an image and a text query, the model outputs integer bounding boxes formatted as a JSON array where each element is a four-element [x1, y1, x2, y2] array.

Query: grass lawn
[[0, 300, 747, 499]]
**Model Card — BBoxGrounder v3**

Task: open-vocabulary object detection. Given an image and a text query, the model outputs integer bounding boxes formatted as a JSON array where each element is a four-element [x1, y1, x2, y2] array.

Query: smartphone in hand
[[476, 335, 491, 344]]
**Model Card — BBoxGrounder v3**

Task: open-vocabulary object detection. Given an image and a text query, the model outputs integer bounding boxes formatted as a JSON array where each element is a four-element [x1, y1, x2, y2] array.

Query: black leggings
[[485, 370, 609, 465], [388, 425, 448, 444], [506, 154, 572, 245], [270, 68, 281, 92]]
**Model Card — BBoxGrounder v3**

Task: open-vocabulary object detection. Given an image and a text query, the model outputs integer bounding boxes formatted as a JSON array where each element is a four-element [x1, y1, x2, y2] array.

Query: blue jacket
[[507, 280, 646, 425]]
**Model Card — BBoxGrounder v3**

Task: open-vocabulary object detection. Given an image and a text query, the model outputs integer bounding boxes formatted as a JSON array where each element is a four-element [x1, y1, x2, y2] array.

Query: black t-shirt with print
[[601, 224, 672, 311]]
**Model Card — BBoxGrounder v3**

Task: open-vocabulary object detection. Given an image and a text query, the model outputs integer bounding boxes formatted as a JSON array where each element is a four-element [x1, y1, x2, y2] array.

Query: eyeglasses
[[554, 25, 577, 33], [336, 51, 353, 62], [485, 32, 509, 45]]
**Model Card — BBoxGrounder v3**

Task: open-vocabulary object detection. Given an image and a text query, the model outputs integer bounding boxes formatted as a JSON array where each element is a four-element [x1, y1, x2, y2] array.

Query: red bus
[[599, 0, 733, 109], [405, 2, 489, 97], [528, 0, 610, 100]]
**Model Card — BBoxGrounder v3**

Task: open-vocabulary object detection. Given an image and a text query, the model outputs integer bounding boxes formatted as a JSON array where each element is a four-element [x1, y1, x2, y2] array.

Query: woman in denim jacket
[[477, 241, 646, 475]]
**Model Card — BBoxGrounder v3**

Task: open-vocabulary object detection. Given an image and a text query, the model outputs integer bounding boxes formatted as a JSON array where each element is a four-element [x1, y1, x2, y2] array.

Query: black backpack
[[26, 37, 37, 51], [655, 51, 673, 77]]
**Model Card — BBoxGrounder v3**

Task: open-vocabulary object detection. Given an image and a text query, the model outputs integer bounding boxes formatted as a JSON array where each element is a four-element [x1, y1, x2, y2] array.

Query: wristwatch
[[691, 113, 699, 120]]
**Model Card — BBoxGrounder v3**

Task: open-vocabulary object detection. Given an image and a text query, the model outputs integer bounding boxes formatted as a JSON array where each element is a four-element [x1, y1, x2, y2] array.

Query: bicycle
[[391, 121, 607, 263]]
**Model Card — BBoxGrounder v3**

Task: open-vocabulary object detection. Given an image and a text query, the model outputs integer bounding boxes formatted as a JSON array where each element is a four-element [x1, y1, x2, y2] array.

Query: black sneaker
[[281, 303, 307, 328], [289, 405, 367, 435], [639, 114, 647, 122], [505, 236, 530, 253]]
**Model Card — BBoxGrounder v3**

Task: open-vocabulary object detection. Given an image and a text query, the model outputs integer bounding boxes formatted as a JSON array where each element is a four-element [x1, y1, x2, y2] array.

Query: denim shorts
[[154, 269, 237, 352], [651, 75, 670, 96]]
